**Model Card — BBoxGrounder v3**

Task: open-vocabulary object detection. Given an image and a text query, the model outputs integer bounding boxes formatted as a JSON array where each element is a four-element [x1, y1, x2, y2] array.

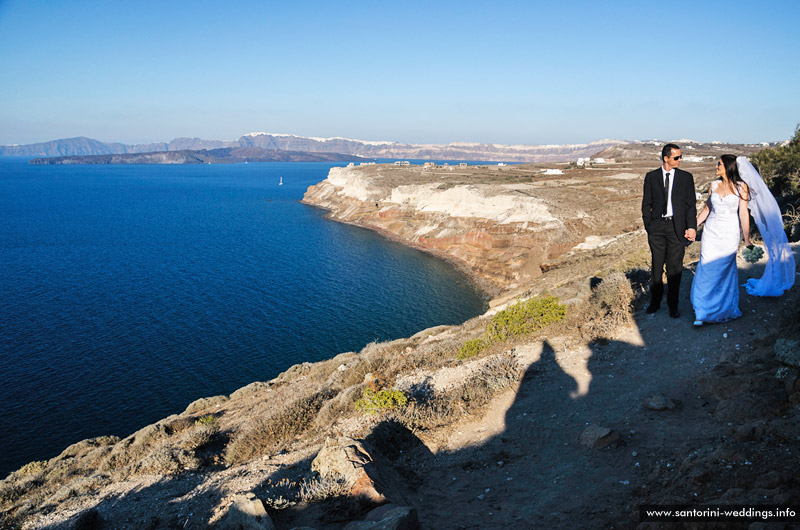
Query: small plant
[[195, 414, 219, 429], [355, 387, 408, 415], [16, 460, 47, 476]]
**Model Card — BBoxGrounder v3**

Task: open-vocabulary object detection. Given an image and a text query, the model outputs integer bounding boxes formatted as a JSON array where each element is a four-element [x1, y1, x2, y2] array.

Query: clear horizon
[[1, 0, 798, 146]]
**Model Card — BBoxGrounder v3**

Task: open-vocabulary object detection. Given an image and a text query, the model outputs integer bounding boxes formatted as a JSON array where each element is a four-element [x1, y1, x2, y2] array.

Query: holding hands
[[684, 228, 696, 242]]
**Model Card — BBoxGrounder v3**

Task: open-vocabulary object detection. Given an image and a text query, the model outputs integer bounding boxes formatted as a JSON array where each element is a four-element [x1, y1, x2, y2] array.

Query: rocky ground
[[2, 141, 799, 530]]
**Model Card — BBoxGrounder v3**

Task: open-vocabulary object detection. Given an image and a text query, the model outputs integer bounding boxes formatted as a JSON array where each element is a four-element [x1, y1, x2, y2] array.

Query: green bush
[[750, 124, 800, 196], [457, 338, 486, 360], [458, 296, 566, 359], [355, 388, 408, 415], [486, 296, 566, 342]]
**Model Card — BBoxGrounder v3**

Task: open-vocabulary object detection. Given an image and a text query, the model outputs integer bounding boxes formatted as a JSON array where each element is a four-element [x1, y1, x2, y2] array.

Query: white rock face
[[325, 167, 383, 201], [322, 167, 560, 227], [573, 235, 621, 251], [390, 184, 558, 225]]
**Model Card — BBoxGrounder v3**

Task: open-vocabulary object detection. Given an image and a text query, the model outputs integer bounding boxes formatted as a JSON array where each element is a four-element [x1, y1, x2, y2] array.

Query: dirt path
[[410, 247, 800, 529]]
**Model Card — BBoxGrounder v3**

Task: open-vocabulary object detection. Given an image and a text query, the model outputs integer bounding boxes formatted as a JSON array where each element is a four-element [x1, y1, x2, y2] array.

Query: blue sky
[[1, 0, 798, 146]]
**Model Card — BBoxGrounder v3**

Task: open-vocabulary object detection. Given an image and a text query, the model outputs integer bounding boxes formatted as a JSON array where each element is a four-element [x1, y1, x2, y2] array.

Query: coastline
[[300, 199, 502, 303]]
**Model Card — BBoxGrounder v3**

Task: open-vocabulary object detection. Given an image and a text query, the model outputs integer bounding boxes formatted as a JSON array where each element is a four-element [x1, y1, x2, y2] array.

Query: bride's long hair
[[719, 154, 749, 199]]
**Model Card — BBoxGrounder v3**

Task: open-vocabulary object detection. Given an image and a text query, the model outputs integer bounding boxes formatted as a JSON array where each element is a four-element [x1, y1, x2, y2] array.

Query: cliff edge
[[302, 163, 643, 300]]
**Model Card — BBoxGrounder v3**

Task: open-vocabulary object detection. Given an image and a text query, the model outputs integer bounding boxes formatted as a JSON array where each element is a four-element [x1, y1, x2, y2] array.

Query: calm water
[[0, 158, 486, 477]]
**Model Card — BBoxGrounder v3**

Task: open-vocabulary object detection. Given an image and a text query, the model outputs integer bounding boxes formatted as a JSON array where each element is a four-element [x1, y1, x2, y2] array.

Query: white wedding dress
[[690, 181, 743, 323]]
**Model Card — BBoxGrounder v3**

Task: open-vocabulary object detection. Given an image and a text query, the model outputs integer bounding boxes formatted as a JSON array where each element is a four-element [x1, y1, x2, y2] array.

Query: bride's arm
[[739, 182, 751, 246], [696, 185, 712, 226]]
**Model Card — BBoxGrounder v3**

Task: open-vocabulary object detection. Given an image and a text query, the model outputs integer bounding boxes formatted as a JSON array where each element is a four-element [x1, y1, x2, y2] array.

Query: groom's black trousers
[[647, 217, 685, 310]]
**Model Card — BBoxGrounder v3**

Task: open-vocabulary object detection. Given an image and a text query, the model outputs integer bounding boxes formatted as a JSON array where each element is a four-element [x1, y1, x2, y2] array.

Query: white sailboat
[[279, 177, 283, 186]]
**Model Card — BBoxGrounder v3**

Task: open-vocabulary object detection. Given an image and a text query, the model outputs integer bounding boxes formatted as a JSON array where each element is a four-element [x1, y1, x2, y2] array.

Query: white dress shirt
[[661, 167, 674, 217]]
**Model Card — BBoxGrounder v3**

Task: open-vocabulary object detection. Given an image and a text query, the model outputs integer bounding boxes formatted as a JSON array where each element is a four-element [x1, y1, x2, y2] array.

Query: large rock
[[343, 504, 419, 530], [311, 437, 409, 505], [218, 493, 276, 530]]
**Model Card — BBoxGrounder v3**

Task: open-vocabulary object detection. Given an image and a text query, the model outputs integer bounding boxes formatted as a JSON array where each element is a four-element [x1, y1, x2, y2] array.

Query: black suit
[[641, 167, 697, 311]]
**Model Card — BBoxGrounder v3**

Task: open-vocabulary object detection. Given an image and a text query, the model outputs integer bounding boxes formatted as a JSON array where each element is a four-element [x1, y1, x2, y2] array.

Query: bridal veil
[[737, 156, 795, 296]]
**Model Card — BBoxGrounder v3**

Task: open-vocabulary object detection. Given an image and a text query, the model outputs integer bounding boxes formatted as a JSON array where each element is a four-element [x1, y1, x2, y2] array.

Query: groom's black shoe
[[669, 309, 681, 319], [646, 305, 660, 314]]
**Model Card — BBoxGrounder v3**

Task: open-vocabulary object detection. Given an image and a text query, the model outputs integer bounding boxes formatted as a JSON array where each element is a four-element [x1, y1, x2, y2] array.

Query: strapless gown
[[690, 184, 743, 323]]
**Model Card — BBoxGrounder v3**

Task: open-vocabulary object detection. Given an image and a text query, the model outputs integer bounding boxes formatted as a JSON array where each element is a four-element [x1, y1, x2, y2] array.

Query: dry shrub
[[578, 271, 635, 341], [42, 475, 108, 506], [164, 416, 199, 435], [180, 422, 219, 452], [380, 337, 463, 383], [398, 352, 521, 430], [457, 354, 521, 409], [226, 389, 336, 464], [99, 420, 193, 476], [0, 481, 28, 509], [299, 473, 351, 502], [314, 385, 364, 428], [339, 355, 390, 389], [397, 393, 458, 431], [136, 444, 201, 475]]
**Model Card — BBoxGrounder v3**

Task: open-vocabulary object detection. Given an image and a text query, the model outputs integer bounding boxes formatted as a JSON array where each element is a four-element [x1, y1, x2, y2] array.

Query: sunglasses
[[717, 161, 722, 167], [672, 155, 682, 161]]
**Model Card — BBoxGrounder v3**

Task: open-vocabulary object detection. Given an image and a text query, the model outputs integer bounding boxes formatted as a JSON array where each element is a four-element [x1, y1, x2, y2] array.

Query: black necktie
[[664, 172, 670, 188]]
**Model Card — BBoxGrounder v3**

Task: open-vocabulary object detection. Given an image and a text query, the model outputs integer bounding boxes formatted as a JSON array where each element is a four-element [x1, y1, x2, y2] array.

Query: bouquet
[[742, 244, 764, 263]]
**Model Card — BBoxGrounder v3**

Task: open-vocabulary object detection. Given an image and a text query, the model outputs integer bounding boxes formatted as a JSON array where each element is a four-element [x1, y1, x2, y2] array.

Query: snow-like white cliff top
[[446, 139, 627, 151], [242, 132, 397, 146], [241, 132, 627, 151]]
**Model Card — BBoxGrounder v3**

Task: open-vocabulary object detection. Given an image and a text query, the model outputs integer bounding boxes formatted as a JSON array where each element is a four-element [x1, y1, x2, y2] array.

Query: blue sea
[[0, 158, 486, 478]]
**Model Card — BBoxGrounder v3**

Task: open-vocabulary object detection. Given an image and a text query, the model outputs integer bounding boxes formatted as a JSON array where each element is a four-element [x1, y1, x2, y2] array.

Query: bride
[[690, 155, 751, 325], [690, 155, 795, 326]]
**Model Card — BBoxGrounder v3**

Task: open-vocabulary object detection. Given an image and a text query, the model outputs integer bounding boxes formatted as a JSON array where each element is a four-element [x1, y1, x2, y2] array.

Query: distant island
[[4, 133, 635, 163], [29, 147, 367, 165]]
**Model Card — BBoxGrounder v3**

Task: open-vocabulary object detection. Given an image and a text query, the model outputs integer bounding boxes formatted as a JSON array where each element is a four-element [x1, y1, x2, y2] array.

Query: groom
[[641, 143, 697, 318]]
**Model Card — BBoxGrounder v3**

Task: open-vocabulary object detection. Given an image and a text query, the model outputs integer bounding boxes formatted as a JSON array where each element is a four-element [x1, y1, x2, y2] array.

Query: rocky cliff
[[303, 163, 644, 298]]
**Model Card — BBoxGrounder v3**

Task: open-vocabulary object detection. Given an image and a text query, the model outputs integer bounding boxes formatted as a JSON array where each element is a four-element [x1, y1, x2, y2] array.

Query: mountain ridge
[[1, 133, 628, 162]]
